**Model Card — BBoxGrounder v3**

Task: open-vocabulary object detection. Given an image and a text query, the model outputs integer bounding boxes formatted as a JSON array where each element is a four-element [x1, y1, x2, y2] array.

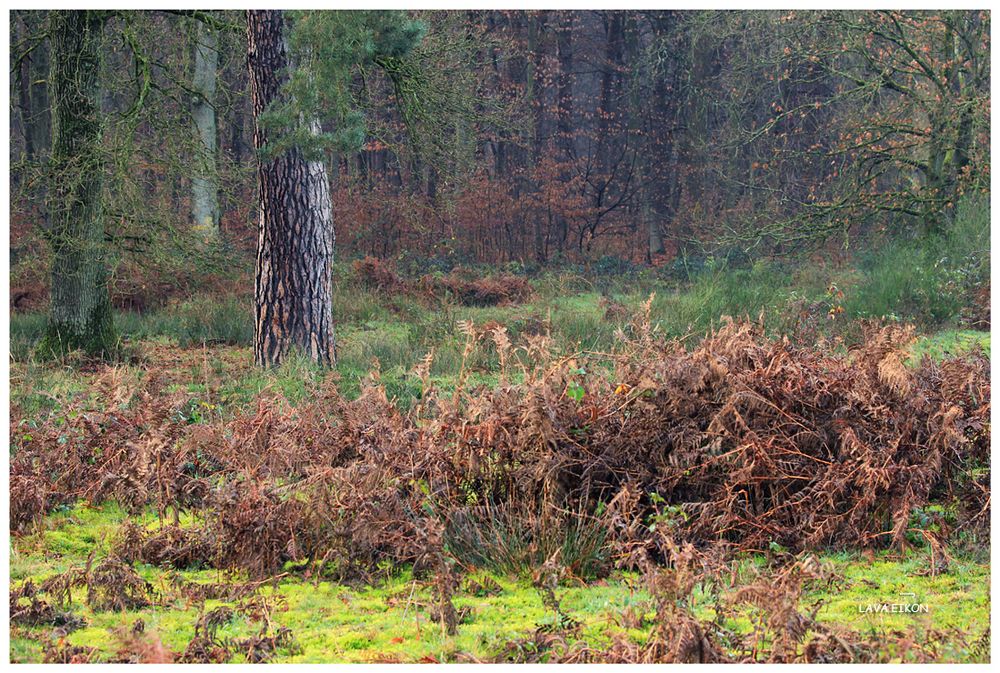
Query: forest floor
[[9, 501, 990, 663], [9, 273, 992, 663]]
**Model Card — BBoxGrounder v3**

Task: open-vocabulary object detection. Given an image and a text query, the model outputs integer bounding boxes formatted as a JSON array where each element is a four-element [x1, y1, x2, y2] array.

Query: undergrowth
[[9, 302, 991, 662], [8, 208, 991, 662]]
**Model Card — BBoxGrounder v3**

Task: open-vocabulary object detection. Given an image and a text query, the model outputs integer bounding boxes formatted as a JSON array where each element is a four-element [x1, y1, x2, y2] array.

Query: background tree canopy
[[8, 9, 990, 359]]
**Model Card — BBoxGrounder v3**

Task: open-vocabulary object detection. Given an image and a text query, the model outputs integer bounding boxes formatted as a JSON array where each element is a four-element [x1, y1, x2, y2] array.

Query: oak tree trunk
[[41, 10, 117, 358], [247, 10, 336, 368]]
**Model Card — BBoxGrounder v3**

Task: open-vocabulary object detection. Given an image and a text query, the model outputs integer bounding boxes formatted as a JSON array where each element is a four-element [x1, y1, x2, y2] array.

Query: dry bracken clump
[[9, 317, 990, 580]]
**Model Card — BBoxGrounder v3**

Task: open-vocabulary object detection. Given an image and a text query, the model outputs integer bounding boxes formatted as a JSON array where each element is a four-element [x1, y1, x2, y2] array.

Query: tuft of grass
[[336, 320, 426, 381], [9, 359, 94, 418], [214, 349, 329, 408], [651, 260, 802, 338], [10, 312, 48, 361], [546, 293, 620, 351], [445, 504, 609, 580], [845, 196, 989, 326], [330, 275, 393, 324], [146, 296, 254, 347]]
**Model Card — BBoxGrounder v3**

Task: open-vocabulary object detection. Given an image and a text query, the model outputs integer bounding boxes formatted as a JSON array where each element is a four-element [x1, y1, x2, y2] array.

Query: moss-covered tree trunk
[[41, 10, 117, 358], [247, 10, 336, 368]]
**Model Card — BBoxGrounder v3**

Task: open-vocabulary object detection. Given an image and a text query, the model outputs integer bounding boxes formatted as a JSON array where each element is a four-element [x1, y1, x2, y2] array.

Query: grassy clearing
[[9, 502, 990, 663]]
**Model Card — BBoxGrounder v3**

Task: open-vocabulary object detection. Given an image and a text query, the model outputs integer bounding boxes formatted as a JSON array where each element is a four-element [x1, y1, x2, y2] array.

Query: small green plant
[[906, 503, 958, 546], [647, 494, 689, 533]]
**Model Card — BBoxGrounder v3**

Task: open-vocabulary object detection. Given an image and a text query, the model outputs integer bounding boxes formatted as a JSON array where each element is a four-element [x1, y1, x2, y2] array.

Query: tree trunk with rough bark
[[247, 9, 336, 368], [191, 20, 220, 240], [40, 10, 117, 358]]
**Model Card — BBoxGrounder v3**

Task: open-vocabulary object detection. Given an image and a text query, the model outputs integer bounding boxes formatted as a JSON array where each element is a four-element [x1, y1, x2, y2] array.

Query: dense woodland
[[9, 9, 990, 361]]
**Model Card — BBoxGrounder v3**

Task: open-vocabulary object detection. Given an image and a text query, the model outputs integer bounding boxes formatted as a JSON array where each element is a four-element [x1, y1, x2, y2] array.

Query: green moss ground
[[10, 502, 990, 663]]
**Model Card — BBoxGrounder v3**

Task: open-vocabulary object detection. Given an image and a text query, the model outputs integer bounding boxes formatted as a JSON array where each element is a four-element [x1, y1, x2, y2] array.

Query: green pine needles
[[257, 10, 425, 161]]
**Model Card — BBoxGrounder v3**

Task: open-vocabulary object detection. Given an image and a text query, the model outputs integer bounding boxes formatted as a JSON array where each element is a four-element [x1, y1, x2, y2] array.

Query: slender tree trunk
[[41, 10, 117, 358], [555, 11, 574, 256], [16, 11, 52, 164], [683, 33, 712, 206], [225, 60, 247, 167], [528, 12, 548, 265], [191, 20, 220, 240], [556, 13, 574, 158], [646, 199, 664, 259], [922, 108, 950, 236], [17, 27, 33, 163], [596, 13, 624, 178], [247, 10, 336, 368], [13, 11, 51, 237]]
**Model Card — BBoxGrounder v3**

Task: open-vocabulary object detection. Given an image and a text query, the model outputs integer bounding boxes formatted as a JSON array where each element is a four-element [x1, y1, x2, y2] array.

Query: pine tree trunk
[[41, 10, 117, 358], [247, 9, 336, 368], [191, 20, 220, 240]]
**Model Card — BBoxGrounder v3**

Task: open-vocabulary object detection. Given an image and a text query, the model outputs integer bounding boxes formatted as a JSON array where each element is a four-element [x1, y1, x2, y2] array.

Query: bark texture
[[247, 10, 336, 368], [191, 20, 220, 240], [41, 10, 117, 358]]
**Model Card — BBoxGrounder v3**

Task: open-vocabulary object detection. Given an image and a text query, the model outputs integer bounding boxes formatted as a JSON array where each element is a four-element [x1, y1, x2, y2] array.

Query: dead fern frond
[[492, 325, 513, 386]]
